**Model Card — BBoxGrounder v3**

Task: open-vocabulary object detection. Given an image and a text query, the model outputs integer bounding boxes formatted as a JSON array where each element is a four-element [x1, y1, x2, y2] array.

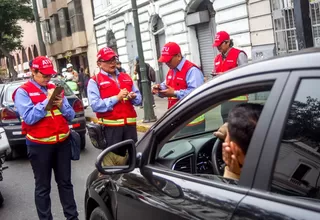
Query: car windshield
[[4, 80, 74, 105]]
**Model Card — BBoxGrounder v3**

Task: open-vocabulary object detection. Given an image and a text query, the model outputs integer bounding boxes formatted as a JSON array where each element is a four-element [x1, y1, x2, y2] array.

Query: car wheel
[[5, 149, 15, 161], [0, 191, 4, 206], [81, 134, 86, 149], [90, 207, 109, 220]]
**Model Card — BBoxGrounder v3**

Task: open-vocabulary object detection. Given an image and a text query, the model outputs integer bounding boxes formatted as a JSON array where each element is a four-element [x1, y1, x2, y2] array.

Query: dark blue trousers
[[27, 139, 78, 220]]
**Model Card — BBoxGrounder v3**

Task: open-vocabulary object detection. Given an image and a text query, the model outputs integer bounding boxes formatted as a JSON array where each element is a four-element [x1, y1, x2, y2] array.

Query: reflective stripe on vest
[[230, 95, 248, 101], [26, 131, 70, 143], [21, 109, 62, 123], [99, 118, 137, 126], [187, 114, 205, 126]]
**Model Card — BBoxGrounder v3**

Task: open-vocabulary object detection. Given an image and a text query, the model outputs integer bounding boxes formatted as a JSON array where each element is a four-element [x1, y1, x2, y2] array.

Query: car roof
[[178, 47, 320, 106]]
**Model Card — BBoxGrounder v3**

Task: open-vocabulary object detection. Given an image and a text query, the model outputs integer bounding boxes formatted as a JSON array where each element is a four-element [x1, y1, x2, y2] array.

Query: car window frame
[[251, 69, 320, 212], [137, 71, 290, 189]]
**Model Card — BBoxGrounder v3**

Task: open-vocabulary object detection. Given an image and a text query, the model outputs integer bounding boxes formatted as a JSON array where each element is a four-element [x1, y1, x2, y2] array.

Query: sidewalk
[[85, 96, 168, 133]]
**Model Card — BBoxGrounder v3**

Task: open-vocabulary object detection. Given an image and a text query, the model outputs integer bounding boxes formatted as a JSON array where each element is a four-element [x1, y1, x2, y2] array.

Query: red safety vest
[[93, 72, 137, 126], [214, 48, 248, 101], [12, 81, 70, 144], [166, 60, 198, 109], [214, 47, 244, 74]]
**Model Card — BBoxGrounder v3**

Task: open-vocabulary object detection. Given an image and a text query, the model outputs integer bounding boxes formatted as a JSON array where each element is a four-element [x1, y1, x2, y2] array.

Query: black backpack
[[86, 123, 107, 150], [147, 64, 156, 82]]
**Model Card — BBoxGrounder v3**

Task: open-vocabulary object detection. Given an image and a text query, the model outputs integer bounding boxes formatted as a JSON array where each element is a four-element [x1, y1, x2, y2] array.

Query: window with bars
[[271, 0, 320, 54], [310, 1, 320, 47], [58, 8, 72, 38], [68, 0, 86, 33]]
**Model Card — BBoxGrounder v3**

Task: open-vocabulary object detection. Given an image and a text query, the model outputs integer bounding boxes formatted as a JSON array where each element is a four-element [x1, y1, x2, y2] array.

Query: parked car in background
[[85, 49, 320, 220], [0, 78, 86, 159]]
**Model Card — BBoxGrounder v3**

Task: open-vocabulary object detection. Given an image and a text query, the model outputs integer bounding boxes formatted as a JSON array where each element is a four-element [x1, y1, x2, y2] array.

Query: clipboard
[[45, 86, 64, 111]]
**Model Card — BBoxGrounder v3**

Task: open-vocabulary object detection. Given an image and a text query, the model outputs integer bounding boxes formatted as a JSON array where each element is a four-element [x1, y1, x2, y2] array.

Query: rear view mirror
[[95, 139, 137, 175]]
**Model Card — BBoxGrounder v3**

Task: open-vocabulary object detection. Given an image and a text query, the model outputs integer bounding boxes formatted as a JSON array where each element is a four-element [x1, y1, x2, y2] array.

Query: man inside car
[[214, 103, 263, 180]]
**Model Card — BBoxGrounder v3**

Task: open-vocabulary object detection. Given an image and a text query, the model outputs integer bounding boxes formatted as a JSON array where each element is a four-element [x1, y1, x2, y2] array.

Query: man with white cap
[[66, 63, 79, 82], [212, 31, 248, 123]]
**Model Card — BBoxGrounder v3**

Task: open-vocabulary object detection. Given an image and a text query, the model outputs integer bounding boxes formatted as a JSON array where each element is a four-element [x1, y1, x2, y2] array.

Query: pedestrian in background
[[134, 56, 156, 108], [116, 60, 126, 73], [87, 47, 141, 165], [83, 67, 90, 98], [13, 56, 79, 220], [78, 66, 85, 98], [66, 63, 79, 82], [212, 31, 248, 123], [152, 42, 205, 135]]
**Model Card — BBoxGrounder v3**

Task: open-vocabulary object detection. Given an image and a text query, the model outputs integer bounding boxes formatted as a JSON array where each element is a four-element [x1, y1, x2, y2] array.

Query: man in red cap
[[13, 56, 79, 220], [87, 47, 141, 164], [212, 31, 248, 123], [152, 42, 205, 135]]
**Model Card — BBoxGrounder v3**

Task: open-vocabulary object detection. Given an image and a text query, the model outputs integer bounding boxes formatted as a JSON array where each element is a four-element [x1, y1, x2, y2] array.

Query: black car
[[0, 78, 86, 159], [85, 48, 320, 220]]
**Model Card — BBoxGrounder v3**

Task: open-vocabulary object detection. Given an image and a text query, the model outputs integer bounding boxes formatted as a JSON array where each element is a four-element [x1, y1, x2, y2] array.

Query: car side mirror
[[95, 139, 136, 175]]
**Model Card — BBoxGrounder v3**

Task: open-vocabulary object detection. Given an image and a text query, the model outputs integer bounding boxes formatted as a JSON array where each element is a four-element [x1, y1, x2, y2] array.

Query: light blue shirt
[[160, 58, 204, 99], [87, 69, 142, 113], [15, 79, 75, 125]]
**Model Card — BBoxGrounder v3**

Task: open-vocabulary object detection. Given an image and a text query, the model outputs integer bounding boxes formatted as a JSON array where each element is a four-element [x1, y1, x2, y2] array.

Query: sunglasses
[[98, 58, 117, 64], [39, 72, 53, 79]]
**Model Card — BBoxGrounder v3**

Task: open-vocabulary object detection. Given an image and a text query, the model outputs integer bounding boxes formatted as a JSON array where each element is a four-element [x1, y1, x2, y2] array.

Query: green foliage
[[0, 0, 34, 56]]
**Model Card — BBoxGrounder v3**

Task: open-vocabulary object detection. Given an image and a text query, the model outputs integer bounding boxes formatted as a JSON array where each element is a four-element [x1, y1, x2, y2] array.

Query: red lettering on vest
[[214, 48, 245, 74], [166, 60, 198, 109], [92, 72, 137, 125], [12, 81, 70, 144]]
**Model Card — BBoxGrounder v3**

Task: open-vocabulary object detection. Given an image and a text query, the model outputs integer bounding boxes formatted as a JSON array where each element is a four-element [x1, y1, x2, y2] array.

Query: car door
[[232, 70, 320, 220], [114, 71, 289, 220]]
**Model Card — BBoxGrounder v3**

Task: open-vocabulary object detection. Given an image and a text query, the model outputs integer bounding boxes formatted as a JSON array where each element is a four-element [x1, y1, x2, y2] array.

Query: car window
[[157, 88, 272, 182], [5, 84, 21, 104], [170, 91, 270, 139], [271, 79, 320, 203]]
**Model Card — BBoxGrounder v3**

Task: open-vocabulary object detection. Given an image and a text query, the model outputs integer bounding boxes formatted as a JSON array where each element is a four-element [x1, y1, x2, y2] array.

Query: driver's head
[[225, 103, 263, 166]]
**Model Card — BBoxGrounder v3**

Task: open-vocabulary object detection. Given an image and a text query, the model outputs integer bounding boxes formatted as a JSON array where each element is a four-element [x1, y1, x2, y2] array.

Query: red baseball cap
[[31, 56, 57, 75], [97, 47, 118, 61], [158, 42, 181, 63], [213, 31, 230, 47]]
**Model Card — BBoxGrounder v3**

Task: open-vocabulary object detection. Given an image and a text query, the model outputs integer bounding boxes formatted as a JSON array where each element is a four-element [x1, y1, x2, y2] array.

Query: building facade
[[92, 0, 269, 82], [0, 20, 40, 77], [91, 0, 319, 82], [37, 0, 97, 74]]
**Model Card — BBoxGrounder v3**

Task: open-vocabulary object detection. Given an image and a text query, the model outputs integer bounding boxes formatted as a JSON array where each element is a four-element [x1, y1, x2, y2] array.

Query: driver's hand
[[213, 123, 228, 140], [222, 142, 232, 167], [228, 142, 242, 176]]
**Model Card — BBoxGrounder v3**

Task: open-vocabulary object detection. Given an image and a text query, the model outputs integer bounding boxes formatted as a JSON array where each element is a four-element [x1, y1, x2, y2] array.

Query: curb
[[85, 117, 152, 133]]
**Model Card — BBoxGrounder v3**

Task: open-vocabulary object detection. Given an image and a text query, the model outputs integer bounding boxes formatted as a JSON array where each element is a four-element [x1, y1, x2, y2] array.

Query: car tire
[[90, 207, 109, 220], [5, 149, 15, 161], [0, 191, 4, 206], [80, 134, 86, 149]]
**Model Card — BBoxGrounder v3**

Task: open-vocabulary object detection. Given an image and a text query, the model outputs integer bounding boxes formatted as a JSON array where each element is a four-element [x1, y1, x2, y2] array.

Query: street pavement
[[0, 132, 145, 220]]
